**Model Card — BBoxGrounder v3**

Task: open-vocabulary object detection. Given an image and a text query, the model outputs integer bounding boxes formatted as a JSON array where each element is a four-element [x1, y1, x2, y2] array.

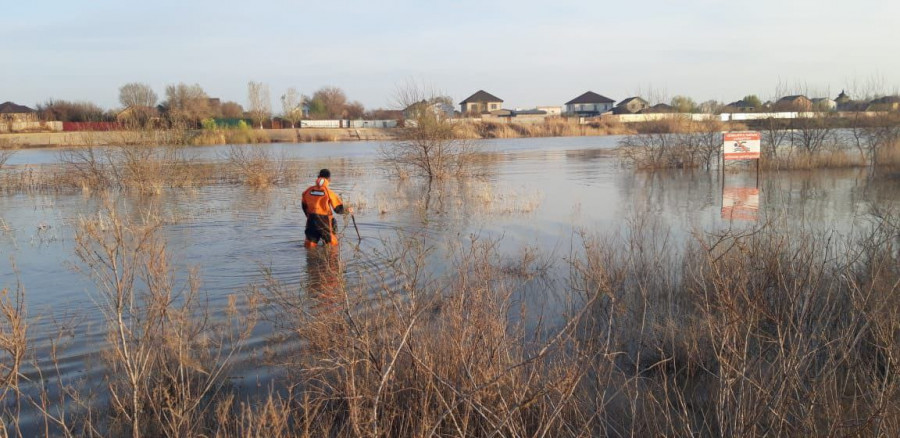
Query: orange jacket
[[302, 177, 345, 218]]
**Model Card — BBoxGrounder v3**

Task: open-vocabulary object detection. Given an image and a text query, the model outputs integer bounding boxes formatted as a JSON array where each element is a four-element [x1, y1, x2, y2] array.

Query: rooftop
[[460, 90, 503, 104], [565, 91, 615, 105], [0, 101, 35, 114]]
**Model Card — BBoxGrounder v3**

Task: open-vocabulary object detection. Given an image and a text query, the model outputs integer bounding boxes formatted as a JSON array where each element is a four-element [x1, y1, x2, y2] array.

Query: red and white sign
[[721, 187, 760, 221], [723, 131, 761, 160]]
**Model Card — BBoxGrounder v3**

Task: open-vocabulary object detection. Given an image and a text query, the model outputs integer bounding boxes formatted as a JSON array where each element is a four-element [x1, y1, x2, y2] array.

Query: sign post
[[722, 131, 762, 186], [721, 131, 763, 222]]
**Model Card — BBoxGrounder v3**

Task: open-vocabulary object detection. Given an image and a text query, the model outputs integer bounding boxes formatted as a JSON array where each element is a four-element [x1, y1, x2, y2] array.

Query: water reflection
[[721, 187, 760, 221], [304, 247, 343, 314]]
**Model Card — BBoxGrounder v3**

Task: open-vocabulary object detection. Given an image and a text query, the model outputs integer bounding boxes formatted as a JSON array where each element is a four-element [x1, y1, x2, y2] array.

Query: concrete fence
[[0, 121, 64, 133], [299, 119, 398, 128], [602, 111, 891, 124]]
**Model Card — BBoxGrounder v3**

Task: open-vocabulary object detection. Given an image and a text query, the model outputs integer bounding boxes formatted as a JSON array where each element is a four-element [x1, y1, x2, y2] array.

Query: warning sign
[[723, 131, 761, 160]]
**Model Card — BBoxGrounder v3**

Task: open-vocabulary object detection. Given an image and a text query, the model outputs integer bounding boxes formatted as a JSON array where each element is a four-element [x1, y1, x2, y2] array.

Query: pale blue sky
[[2, 0, 898, 111]]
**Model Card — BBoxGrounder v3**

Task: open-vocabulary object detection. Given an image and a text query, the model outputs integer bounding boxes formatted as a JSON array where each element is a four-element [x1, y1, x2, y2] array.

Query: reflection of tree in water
[[760, 168, 874, 227], [384, 177, 504, 233], [617, 169, 719, 221]]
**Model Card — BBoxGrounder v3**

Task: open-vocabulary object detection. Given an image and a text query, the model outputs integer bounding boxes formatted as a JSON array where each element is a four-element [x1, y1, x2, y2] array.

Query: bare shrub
[[257, 235, 600, 436], [847, 112, 900, 168], [619, 131, 701, 169], [224, 145, 289, 188], [559, 211, 900, 436], [0, 282, 27, 434], [760, 117, 791, 160], [116, 144, 202, 193], [57, 145, 115, 190], [686, 119, 725, 169], [0, 139, 17, 169], [382, 86, 480, 180], [790, 112, 837, 154], [74, 200, 259, 437]]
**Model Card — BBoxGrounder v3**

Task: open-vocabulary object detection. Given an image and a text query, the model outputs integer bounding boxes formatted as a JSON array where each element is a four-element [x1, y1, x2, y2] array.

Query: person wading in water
[[301, 169, 353, 248]]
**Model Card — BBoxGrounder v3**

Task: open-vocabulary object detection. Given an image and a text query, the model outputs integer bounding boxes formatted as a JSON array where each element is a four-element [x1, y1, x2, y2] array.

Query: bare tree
[[690, 119, 726, 169], [308, 86, 347, 119], [118, 83, 158, 108], [280, 87, 302, 128], [220, 101, 244, 119], [344, 100, 365, 119], [847, 112, 900, 168], [247, 81, 272, 129], [36, 99, 109, 122], [791, 112, 836, 154], [164, 83, 211, 126], [760, 117, 791, 160], [380, 83, 478, 179], [670, 95, 697, 113]]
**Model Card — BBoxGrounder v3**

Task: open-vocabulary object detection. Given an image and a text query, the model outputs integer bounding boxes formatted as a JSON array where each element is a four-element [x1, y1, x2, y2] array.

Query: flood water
[[1, 136, 897, 429]]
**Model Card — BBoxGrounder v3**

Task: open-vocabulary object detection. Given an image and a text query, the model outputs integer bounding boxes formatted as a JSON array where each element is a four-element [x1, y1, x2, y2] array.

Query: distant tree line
[[33, 81, 391, 129]]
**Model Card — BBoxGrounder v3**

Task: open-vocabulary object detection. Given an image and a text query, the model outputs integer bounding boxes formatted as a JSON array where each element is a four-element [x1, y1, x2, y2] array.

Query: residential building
[[0, 101, 37, 123], [835, 90, 851, 107], [535, 106, 562, 116], [811, 98, 837, 111], [403, 99, 454, 120], [723, 100, 757, 112], [460, 90, 503, 114], [642, 103, 675, 114], [613, 97, 649, 114], [564, 91, 615, 116], [773, 95, 813, 111], [867, 96, 900, 111]]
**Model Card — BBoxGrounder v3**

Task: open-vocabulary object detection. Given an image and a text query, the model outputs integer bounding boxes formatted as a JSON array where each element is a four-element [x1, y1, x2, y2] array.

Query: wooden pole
[[350, 214, 361, 241]]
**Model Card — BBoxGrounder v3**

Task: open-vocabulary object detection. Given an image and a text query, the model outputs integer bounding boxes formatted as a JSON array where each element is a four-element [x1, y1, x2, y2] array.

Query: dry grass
[[225, 211, 899, 437], [0, 280, 27, 437], [67, 199, 260, 437], [255, 234, 594, 437], [0, 142, 304, 194], [763, 139, 900, 170], [454, 117, 636, 140], [4, 199, 900, 436], [0, 138, 18, 169], [298, 131, 339, 142], [192, 127, 271, 146], [224, 145, 299, 188]]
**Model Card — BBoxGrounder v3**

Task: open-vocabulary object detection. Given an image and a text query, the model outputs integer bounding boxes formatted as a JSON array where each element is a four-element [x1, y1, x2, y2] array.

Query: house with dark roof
[[0, 101, 37, 123], [723, 100, 756, 113], [867, 95, 900, 111], [564, 91, 615, 116], [642, 103, 675, 114], [811, 98, 836, 111], [835, 90, 852, 108], [613, 97, 649, 114], [773, 95, 812, 111], [460, 90, 503, 114]]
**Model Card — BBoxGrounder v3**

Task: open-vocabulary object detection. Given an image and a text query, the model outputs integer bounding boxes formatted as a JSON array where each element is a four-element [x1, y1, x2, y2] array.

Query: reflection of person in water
[[305, 247, 343, 314]]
